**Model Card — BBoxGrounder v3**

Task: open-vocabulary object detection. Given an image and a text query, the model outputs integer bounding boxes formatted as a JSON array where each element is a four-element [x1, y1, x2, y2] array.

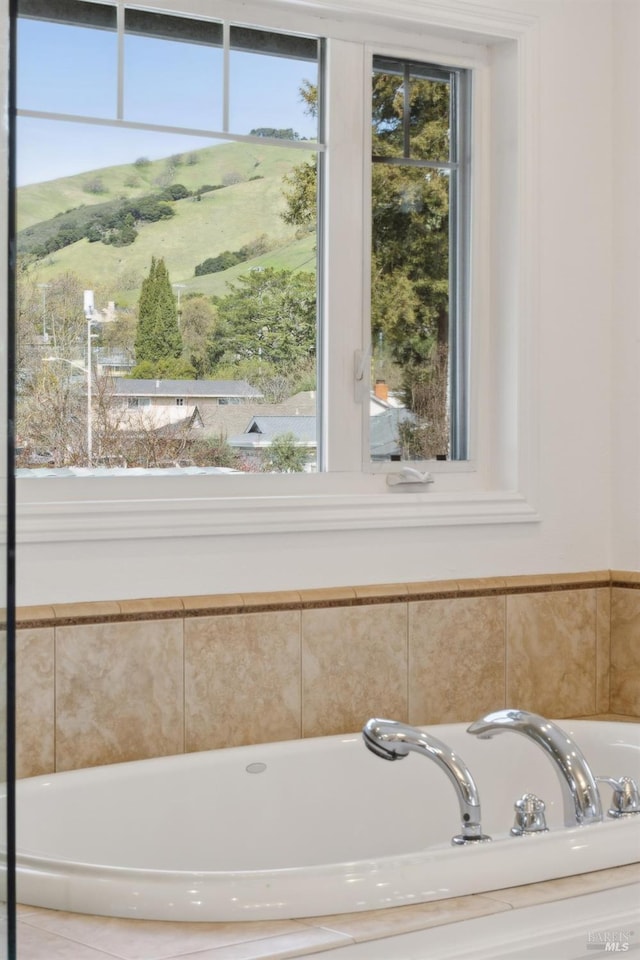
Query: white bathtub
[[16, 719, 640, 922]]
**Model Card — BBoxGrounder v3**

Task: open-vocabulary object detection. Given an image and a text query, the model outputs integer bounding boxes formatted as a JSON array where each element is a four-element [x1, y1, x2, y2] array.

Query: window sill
[[17, 480, 539, 543]]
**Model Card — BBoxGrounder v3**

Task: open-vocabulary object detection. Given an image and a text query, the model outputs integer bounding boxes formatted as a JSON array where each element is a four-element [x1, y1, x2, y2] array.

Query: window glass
[[17, 0, 117, 118], [124, 10, 223, 130], [370, 57, 468, 462], [372, 60, 451, 162], [15, 6, 320, 475], [14, 4, 472, 481], [229, 27, 319, 141]]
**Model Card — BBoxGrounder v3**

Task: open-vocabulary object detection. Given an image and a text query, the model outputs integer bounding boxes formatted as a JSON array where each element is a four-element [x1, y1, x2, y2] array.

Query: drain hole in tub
[[246, 762, 267, 774]]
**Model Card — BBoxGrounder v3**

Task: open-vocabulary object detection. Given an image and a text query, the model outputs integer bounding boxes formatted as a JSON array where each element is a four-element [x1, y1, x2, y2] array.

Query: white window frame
[[14, 0, 541, 546]]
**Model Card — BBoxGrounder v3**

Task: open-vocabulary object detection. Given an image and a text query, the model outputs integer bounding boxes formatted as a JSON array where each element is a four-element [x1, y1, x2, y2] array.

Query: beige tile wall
[[14, 571, 639, 778], [610, 575, 640, 714]]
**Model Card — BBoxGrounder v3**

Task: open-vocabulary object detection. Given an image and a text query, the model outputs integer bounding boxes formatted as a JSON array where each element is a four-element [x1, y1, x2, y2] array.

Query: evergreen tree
[[134, 257, 183, 364], [213, 268, 316, 369], [135, 256, 158, 363]]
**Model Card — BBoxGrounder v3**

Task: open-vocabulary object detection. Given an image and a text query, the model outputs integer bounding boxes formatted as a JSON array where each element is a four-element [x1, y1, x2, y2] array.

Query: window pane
[[17, 0, 117, 118], [372, 59, 451, 163], [229, 27, 319, 141], [15, 117, 318, 473], [370, 55, 469, 465], [124, 10, 223, 130], [370, 163, 451, 461]]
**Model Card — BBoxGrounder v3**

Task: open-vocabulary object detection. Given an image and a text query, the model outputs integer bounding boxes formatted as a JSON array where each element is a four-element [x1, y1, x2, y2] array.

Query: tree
[[16, 364, 87, 467], [249, 127, 300, 140], [130, 357, 195, 379], [281, 159, 317, 231], [213, 268, 316, 370], [134, 257, 183, 364], [107, 212, 138, 247], [100, 308, 137, 360], [264, 433, 308, 473], [180, 296, 216, 378], [188, 434, 242, 469]]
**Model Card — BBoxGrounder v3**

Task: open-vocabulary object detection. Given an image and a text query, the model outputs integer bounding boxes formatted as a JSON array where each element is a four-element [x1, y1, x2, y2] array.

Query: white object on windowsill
[[386, 467, 435, 488]]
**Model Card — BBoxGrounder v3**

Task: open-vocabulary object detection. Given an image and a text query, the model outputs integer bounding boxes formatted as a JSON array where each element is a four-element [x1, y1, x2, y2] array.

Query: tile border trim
[[15, 570, 619, 629]]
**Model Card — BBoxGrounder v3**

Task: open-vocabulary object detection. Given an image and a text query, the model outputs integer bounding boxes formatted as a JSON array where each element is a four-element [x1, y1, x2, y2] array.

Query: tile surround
[[301, 603, 407, 737], [14, 570, 640, 777], [185, 610, 302, 751], [506, 589, 598, 717], [55, 618, 184, 771], [408, 595, 506, 724], [610, 586, 640, 714], [13, 575, 640, 957], [596, 587, 611, 714], [16, 627, 55, 778]]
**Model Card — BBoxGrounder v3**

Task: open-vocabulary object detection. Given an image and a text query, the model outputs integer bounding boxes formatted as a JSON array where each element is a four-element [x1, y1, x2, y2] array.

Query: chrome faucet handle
[[362, 718, 492, 845], [597, 776, 640, 818], [510, 793, 549, 836]]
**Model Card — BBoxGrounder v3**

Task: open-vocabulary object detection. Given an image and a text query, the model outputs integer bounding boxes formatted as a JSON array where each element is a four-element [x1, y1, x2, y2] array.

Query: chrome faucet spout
[[466, 709, 602, 827], [362, 718, 490, 844]]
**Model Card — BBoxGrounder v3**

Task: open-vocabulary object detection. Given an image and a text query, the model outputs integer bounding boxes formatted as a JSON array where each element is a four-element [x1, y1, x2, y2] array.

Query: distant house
[[94, 349, 135, 378], [224, 384, 415, 464], [368, 380, 415, 459], [369, 406, 415, 460], [109, 379, 261, 433], [113, 379, 262, 409], [108, 381, 412, 462], [227, 415, 317, 466], [193, 390, 315, 438]]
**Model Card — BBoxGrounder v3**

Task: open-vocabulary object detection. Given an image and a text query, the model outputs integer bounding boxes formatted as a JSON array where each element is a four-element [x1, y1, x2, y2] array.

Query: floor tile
[[18, 921, 119, 959], [167, 927, 352, 959], [19, 908, 308, 960]]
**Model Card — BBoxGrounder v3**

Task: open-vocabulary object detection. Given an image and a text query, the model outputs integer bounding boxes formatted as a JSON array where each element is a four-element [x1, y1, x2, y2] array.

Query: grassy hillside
[[17, 140, 308, 228], [17, 140, 317, 303], [116, 232, 317, 306]]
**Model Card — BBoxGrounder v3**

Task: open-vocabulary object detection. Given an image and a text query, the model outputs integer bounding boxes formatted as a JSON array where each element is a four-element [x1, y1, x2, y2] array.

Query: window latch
[[387, 467, 434, 488], [354, 347, 371, 402], [354, 347, 370, 382]]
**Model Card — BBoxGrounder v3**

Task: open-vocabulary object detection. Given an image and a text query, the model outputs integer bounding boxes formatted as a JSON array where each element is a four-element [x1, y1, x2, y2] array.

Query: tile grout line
[[53, 623, 57, 774], [299, 607, 303, 740]]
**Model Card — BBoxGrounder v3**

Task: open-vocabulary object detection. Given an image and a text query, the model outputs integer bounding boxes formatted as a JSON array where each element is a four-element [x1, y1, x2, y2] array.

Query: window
[[369, 57, 470, 464], [14, 0, 472, 477], [15, 0, 320, 475], [13, 0, 539, 543]]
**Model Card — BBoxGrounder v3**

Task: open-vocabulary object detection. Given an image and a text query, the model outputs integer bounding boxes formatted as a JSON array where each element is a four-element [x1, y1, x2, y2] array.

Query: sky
[[16, 17, 319, 186]]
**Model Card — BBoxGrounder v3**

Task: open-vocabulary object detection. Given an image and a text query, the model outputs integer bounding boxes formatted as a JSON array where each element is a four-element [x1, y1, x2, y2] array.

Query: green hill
[[16, 140, 317, 303]]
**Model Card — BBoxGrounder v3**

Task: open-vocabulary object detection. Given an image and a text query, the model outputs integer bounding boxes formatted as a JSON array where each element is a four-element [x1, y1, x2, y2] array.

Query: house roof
[[196, 392, 413, 457], [369, 407, 415, 458], [228, 415, 317, 447], [248, 415, 315, 440], [114, 379, 262, 399], [194, 391, 318, 440]]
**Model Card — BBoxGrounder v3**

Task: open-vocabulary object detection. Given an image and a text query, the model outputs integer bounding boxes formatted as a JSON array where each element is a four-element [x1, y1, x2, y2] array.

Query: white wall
[[611, 0, 640, 571], [8, 0, 625, 605]]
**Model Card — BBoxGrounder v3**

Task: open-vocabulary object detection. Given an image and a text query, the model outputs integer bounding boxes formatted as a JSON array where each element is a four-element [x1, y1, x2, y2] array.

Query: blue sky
[[16, 18, 318, 186]]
